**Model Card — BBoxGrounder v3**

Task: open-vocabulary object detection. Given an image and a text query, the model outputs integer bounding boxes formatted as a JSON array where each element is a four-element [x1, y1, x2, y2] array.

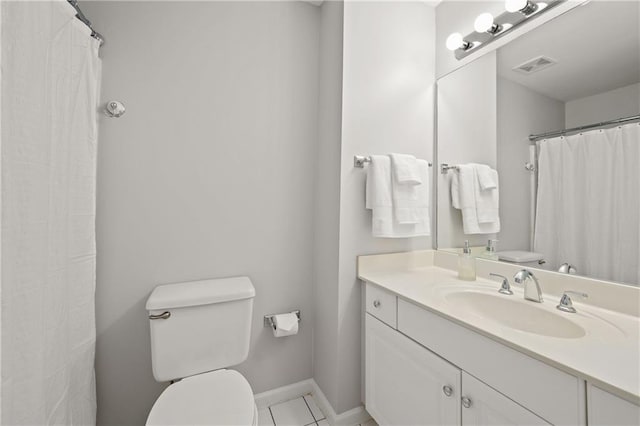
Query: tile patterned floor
[[258, 394, 377, 426]]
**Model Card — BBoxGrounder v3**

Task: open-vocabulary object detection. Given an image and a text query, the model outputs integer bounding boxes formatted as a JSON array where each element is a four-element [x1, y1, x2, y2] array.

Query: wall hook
[[105, 101, 126, 118]]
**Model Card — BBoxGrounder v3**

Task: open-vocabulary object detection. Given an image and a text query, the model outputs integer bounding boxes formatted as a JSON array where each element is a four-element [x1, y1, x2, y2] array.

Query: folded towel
[[473, 163, 498, 190], [472, 164, 499, 223], [366, 156, 430, 238], [390, 153, 422, 186], [453, 164, 500, 234], [391, 157, 430, 225]]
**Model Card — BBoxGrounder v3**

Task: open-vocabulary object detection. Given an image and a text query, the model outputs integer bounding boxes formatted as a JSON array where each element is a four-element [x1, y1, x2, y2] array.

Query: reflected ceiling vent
[[513, 56, 557, 75]]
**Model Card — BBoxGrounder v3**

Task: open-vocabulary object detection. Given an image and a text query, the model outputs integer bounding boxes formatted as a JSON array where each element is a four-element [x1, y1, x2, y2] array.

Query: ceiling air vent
[[512, 56, 557, 75]]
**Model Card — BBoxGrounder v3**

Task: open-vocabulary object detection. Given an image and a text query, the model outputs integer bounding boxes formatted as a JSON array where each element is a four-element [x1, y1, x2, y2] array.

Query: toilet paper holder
[[264, 310, 301, 329]]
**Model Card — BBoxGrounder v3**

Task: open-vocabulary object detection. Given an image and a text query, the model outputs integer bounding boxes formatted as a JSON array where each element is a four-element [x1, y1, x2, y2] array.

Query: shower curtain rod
[[67, 0, 104, 46], [529, 115, 640, 141]]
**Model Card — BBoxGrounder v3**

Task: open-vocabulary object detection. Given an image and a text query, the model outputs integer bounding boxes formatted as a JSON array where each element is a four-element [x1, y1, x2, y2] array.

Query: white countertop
[[358, 255, 640, 405]]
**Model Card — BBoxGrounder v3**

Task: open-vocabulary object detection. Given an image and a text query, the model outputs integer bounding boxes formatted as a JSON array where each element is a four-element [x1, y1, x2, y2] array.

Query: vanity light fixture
[[474, 13, 502, 34], [505, 0, 539, 15], [446, 0, 563, 60], [446, 32, 473, 51]]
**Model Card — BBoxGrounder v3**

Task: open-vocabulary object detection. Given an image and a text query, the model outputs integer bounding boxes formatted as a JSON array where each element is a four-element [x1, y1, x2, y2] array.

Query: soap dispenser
[[458, 240, 476, 281], [482, 239, 499, 261]]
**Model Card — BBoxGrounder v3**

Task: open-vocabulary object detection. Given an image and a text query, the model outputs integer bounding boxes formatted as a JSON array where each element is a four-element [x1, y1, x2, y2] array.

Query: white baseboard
[[310, 379, 371, 426], [254, 379, 314, 409], [254, 378, 371, 425]]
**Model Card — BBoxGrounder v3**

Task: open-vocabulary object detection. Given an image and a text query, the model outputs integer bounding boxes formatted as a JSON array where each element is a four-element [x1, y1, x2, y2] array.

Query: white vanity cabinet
[[587, 385, 640, 426], [365, 313, 550, 426], [461, 372, 549, 426], [365, 314, 460, 425], [363, 283, 585, 426]]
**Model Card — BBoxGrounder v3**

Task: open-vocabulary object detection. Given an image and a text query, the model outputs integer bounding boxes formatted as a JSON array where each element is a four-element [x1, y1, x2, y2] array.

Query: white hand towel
[[473, 163, 498, 190], [410, 159, 431, 233], [390, 153, 422, 186], [451, 171, 461, 210], [392, 174, 419, 225], [391, 158, 431, 225], [366, 155, 393, 236], [472, 164, 499, 224], [456, 164, 500, 235], [366, 156, 430, 238], [366, 155, 392, 209]]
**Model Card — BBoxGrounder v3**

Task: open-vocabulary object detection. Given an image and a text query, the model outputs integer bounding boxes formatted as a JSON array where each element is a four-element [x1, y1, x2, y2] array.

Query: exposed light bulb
[[474, 12, 496, 33], [505, 0, 528, 13], [446, 33, 465, 51]]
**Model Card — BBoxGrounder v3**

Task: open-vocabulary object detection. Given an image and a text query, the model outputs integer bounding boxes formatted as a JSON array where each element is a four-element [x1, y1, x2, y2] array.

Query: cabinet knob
[[461, 396, 472, 409], [442, 385, 453, 397], [373, 300, 381, 308]]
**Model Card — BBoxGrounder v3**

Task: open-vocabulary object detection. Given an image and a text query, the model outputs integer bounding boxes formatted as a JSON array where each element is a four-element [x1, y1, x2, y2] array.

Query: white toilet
[[145, 276, 257, 425], [497, 250, 548, 270]]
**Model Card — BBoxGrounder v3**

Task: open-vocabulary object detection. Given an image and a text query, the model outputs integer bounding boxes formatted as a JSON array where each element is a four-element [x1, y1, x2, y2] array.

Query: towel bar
[[440, 163, 460, 174], [354, 155, 432, 169]]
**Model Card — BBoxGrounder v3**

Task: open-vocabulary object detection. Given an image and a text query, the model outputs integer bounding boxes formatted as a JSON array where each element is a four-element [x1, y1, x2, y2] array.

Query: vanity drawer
[[397, 299, 585, 426], [365, 283, 397, 328]]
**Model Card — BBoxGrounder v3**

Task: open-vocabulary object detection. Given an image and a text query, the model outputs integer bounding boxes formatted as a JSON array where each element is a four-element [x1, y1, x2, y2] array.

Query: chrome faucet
[[513, 269, 543, 303], [558, 263, 577, 275], [556, 291, 588, 313], [489, 273, 513, 295]]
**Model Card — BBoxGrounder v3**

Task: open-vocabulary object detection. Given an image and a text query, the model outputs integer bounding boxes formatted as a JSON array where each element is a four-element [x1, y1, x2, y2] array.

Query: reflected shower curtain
[[534, 123, 640, 285], [2, 0, 101, 424]]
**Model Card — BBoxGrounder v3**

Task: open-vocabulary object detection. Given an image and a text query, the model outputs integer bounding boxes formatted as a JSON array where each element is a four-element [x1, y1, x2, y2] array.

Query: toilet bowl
[[146, 370, 257, 426], [145, 277, 257, 426]]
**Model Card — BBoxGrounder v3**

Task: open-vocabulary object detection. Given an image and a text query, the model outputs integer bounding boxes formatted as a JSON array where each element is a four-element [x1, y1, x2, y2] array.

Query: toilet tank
[[146, 276, 255, 382]]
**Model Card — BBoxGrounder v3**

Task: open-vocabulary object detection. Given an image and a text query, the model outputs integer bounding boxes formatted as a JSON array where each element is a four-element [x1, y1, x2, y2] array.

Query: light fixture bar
[[450, 0, 563, 60]]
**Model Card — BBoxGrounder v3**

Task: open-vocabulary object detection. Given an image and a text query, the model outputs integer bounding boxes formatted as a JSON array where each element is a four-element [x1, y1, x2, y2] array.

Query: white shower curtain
[[2, 0, 101, 424], [534, 123, 640, 285]]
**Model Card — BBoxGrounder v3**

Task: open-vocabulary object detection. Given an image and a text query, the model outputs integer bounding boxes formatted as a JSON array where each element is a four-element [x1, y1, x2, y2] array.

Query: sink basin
[[444, 291, 586, 339]]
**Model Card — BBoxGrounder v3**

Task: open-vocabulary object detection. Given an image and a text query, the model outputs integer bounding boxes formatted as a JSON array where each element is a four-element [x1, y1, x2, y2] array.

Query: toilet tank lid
[[146, 276, 255, 311], [497, 250, 544, 263]]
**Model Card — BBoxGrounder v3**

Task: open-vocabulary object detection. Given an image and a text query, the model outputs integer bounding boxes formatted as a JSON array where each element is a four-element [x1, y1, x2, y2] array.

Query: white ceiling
[[497, 1, 640, 102]]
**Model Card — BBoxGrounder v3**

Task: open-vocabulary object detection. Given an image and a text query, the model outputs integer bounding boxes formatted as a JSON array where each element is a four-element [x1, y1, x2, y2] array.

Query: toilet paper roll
[[272, 312, 299, 337]]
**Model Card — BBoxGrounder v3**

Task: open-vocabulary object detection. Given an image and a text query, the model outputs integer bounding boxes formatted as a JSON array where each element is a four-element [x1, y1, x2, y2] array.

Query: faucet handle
[[489, 273, 513, 295], [556, 290, 588, 313], [558, 263, 578, 274]]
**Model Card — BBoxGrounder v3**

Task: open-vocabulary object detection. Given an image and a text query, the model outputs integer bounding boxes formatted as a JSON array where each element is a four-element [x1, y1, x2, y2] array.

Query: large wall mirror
[[436, 1, 640, 286]]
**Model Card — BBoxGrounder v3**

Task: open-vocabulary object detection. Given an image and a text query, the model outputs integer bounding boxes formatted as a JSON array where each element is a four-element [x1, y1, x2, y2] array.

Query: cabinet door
[[365, 314, 460, 426], [461, 372, 550, 426], [588, 384, 640, 426]]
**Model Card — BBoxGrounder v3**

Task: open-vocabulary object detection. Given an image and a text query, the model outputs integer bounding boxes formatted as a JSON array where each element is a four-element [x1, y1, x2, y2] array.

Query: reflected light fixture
[[446, 32, 472, 51], [474, 12, 502, 34], [445, 0, 562, 60], [505, 0, 538, 15]]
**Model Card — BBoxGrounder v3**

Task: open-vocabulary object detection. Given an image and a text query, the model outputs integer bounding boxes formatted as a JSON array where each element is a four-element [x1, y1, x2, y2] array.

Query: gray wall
[[337, 0, 435, 413], [566, 82, 640, 128], [497, 77, 565, 252], [83, 2, 320, 425], [312, 0, 343, 411]]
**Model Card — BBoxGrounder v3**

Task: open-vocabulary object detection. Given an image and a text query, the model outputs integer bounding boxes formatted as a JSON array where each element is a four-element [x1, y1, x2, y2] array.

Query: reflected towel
[[472, 164, 499, 223], [473, 163, 497, 190], [453, 164, 500, 234]]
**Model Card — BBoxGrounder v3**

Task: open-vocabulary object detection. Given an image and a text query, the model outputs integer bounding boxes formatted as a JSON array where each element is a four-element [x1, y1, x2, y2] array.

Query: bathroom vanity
[[359, 251, 640, 426]]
